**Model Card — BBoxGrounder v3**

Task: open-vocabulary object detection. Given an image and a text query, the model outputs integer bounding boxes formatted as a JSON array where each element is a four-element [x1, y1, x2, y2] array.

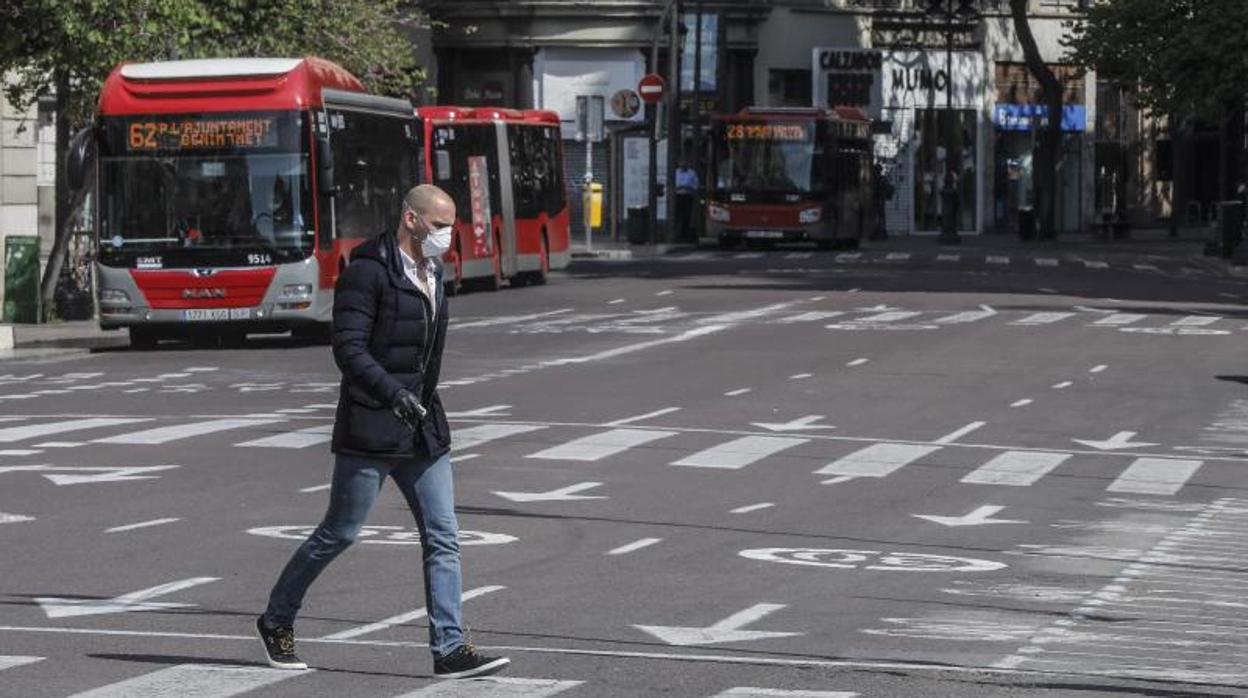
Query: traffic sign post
[[638, 73, 665, 105]]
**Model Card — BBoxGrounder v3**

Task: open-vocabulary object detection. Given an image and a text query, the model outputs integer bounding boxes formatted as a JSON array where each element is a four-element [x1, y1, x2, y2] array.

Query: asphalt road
[[3, 246, 1248, 697]]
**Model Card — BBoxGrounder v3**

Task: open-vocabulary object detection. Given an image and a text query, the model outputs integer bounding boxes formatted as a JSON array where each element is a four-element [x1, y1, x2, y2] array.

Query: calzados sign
[[127, 117, 278, 151]]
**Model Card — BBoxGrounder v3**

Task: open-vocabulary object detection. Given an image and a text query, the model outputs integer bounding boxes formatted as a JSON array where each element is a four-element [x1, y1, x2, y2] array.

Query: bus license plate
[[183, 308, 251, 321], [746, 230, 784, 239]]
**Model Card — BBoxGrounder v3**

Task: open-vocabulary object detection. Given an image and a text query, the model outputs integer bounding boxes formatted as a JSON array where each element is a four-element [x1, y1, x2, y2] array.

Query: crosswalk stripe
[[92, 419, 284, 445], [885, 252, 910, 261], [236, 424, 333, 449], [671, 436, 808, 470], [713, 689, 858, 697], [1035, 258, 1059, 267], [735, 252, 764, 259], [786, 252, 813, 259], [814, 443, 941, 477], [986, 256, 1010, 264], [1171, 315, 1220, 327], [961, 451, 1072, 486], [1092, 313, 1147, 326], [453, 424, 546, 451], [777, 311, 845, 324], [0, 418, 151, 443], [835, 253, 861, 261], [1107, 458, 1203, 495], [527, 428, 675, 461], [934, 310, 994, 324], [1011, 312, 1075, 326], [1080, 259, 1110, 269], [854, 311, 923, 323], [394, 677, 584, 697], [936, 254, 960, 262], [66, 664, 303, 697], [0, 656, 42, 671]]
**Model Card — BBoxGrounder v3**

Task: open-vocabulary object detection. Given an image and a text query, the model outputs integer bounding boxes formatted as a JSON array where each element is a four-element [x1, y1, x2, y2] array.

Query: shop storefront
[[813, 47, 987, 236]]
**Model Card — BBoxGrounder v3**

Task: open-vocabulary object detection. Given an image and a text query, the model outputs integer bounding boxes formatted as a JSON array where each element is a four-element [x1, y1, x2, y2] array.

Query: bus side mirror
[[67, 127, 94, 191], [316, 136, 336, 195]]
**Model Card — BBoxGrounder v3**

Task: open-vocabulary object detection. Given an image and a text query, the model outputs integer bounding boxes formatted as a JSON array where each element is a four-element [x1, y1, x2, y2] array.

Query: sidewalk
[[0, 320, 127, 356]]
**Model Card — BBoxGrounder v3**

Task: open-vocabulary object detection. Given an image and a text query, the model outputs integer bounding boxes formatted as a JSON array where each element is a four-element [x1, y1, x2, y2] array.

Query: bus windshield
[[97, 111, 313, 266], [713, 120, 818, 196]]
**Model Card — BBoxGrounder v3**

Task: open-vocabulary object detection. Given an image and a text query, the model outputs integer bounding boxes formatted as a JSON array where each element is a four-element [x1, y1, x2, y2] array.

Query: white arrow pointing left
[[493, 482, 606, 503], [1073, 431, 1159, 451], [0, 465, 181, 485], [634, 603, 803, 646], [36, 577, 219, 618], [913, 505, 1027, 528], [750, 415, 835, 432]]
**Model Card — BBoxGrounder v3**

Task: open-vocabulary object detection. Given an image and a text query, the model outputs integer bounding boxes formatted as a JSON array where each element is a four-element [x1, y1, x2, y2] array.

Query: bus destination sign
[[127, 116, 279, 151], [725, 123, 810, 141]]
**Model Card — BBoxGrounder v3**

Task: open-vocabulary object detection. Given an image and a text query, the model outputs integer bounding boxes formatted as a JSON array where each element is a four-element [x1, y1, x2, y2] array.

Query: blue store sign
[[994, 104, 1086, 132]]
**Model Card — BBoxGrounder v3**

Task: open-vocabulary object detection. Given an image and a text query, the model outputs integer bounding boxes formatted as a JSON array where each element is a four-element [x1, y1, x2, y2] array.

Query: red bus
[[86, 57, 421, 348], [706, 106, 872, 249], [417, 106, 571, 291]]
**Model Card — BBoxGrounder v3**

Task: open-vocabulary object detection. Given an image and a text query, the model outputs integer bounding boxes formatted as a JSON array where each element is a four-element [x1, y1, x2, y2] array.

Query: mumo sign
[[813, 47, 986, 114]]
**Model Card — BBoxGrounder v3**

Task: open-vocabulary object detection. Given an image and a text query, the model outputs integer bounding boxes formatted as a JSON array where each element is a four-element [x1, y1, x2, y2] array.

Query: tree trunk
[[1010, 0, 1063, 239], [40, 70, 73, 322]]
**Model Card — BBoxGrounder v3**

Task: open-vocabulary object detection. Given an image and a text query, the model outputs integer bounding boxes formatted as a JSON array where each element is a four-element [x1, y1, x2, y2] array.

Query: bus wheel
[[129, 327, 158, 350], [481, 234, 503, 292]]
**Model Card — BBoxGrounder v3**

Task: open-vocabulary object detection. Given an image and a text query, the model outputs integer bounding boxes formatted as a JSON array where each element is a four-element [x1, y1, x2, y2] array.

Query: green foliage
[[0, 0, 427, 124], [1067, 0, 1248, 119]]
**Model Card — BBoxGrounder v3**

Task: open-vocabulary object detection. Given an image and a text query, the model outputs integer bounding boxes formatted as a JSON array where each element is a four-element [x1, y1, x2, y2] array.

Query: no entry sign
[[638, 73, 665, 104]]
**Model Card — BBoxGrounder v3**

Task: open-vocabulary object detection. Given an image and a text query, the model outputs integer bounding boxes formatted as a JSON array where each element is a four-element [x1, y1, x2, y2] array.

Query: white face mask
[[421, 222, 453, 258]]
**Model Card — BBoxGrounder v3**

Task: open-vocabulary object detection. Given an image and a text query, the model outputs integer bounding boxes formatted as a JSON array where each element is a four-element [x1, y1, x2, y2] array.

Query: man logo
[[182, 288, 226, 299]]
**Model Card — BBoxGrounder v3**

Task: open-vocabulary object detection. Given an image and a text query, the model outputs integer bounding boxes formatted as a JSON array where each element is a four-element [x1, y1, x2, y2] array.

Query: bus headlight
[[708, 203, 730, 223], [799, 207, 822, 224], [99, 288, 130, 304], [281, 284, 313, 299]]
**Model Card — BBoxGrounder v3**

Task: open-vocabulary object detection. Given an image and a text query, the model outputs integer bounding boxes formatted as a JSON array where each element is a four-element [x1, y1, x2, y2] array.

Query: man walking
[[675, 159, 700, 242], [256, 184, 509, 680]]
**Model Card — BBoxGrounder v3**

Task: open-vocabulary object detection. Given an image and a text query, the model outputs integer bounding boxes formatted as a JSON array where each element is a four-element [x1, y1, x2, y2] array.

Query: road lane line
[[1108, 458, 1204, 495], [789, 373, 813, 380], [731, 502, 775, 514], [987, 256, 1010, 264], [527, 429, 676, 461], [961, 451, 1072, 486], [451, 309, 573, 329], [299, 484, 331, 493], [1093, 314, 1147, 326], [607, 538, 663, 555], [672, 436, 808, 470], [0, 656, 42, 671], [93, 419, 284, 445], [1011, 399, 1033, 408], [608, 298, 626, 304], [602, 407, 681, 427], [847, 358, 869, 367], [394, 677, 583, 697], [724, 388, 752, 396], [853, 311, 923, 323], [1090, 364, 1108, 373], [777, 311, 845, 324], [934, 421, 986, 445], [0, 418, 152, 443], [1052, 381, 1073, 389], [236, 424, 333, 449], [934, 309, 995, 324], [65, 664, 303, 697], [713, 689, 858, 697], [814, 444, 940, 477], [106, 518, 180, 533], [321, 585, 505, 641], [452, 424, 546, 451]]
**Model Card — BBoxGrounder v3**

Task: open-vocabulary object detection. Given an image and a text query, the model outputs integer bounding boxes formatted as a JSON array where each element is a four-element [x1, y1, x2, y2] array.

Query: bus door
[[492, 120, 518, 277]]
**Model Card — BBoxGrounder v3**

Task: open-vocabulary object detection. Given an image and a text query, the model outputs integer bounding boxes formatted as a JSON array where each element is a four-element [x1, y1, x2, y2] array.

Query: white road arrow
[[493, 481, 606, 503], [0, 512, 34, 524], [1072, 431, 1159, 451], [0, 465, 180, 485], [36, 577, 219, 618], [634, 603, 803, 646], [750, 415, 835, 432], [446, 404, 512, 418], [913, 505, 1027, 527]]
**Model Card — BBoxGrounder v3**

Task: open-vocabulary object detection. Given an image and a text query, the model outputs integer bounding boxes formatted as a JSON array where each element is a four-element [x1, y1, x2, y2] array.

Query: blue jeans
[[264, 451, 464, 658]]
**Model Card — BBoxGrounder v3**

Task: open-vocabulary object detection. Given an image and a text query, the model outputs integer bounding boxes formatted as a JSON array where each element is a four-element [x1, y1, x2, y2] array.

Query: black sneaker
[[433, 643, 510, 679], [255, 615, 308, 670]]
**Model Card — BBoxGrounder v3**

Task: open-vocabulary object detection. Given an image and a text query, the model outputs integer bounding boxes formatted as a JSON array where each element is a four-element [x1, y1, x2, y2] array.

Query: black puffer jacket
[[330, 232, 451, 460]]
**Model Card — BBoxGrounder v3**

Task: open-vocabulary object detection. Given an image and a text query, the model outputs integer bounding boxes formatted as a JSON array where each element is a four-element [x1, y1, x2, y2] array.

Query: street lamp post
[[925, 0, 979, 245], [648, 0, 683, 246]]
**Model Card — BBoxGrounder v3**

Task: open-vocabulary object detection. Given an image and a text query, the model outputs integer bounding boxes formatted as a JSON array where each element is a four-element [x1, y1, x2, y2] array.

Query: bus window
[[433, 124, 502, 230], [541, 126, 566, 216], [507, 125, 541, 219], [326, 108, 418, 239]]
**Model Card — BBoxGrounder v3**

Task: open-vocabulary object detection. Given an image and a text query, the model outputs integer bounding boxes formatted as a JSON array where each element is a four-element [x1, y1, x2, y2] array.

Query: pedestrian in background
[[256, 184, 510, 680], [675, 159, 700, 242]]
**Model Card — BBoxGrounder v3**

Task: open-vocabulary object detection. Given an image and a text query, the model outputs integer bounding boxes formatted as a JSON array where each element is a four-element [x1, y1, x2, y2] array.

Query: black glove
[[391, 389, 426, 430]]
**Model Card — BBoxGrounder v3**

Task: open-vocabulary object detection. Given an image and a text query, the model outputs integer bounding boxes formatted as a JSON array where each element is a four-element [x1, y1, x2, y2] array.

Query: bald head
[[405, 184, 455, 221]]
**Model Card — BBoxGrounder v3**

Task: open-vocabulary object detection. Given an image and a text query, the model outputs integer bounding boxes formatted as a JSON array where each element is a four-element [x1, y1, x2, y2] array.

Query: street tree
[[1067, 0, 1248, 232], [1008, 0, 1064, 240], [0, 0, 427, 320]]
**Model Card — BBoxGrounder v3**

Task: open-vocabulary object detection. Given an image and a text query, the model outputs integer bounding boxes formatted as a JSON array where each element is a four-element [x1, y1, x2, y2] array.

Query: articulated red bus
[[88, 56, 420, 347], [706, 106, 873, 249], [417, 106, 570, 291]]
